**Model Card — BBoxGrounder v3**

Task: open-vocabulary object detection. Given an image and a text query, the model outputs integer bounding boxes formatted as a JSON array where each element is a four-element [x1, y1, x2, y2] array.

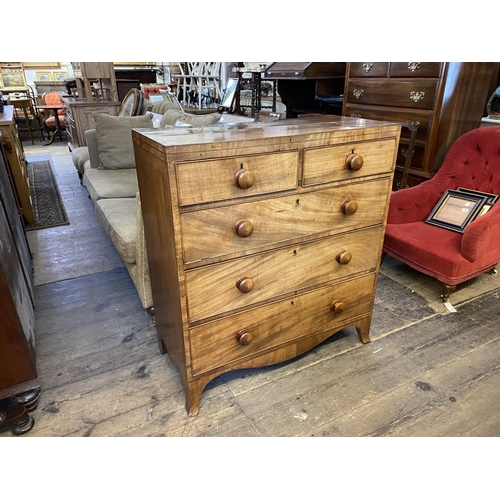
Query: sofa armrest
[[135, 192, 153, 310], [85, 129, 100, 169], [461, 202, 500, 263]]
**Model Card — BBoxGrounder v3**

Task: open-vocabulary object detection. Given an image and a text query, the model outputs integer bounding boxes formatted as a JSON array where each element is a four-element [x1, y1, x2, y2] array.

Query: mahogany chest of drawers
[[133, 116, 400, 415], [342, 62, 496, 187]]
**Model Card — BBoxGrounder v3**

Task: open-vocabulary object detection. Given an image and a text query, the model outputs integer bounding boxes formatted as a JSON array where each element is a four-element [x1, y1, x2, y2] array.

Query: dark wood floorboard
[[3, 139, 499, 438]]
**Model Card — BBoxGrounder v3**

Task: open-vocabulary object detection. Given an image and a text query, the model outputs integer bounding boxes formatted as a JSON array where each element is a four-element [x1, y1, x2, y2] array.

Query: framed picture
[[0, 71, 27, 89], [426, 189, 489, 233], [53, 71, 68, 81], [36, 71, 52, 81], [23, 62, 60, 68], [456, 187, 499, 204]]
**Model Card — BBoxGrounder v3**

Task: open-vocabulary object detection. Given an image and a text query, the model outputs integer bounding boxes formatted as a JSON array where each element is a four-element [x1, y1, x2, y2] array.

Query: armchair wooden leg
[[440, 283, 457, 301]]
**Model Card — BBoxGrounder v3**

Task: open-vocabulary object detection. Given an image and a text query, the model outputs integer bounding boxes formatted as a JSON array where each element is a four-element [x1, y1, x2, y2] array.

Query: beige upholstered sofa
[[72, 104, 223, 315]]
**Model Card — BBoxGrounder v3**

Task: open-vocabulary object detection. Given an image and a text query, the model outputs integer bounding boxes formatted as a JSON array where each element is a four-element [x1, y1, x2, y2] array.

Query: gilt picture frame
[[36, 72, 52, 81], [425, 189, 488, 233]]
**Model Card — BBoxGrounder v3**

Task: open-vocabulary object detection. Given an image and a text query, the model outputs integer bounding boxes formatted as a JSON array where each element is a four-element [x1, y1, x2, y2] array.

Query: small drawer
[[180, 177, 392, 265], [343, 104, 434, 141], [302, 138, 398, 187], [185, 225, 384, 322], [349, 62, 389, 77], [388, 62, 443, 78], [176, 151, 299, 206], [346, 79, 439, 110], [189, 273, 377, 375]]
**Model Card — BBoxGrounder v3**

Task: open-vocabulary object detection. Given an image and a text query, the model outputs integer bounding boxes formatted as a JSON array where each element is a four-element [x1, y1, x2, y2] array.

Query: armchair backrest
[[42, 91, 64, 115]]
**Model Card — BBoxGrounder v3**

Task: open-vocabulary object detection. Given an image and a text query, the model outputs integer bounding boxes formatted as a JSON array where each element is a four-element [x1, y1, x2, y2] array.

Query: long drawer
[[343, 104, 433, 141], [189, 273, 377, 375], [345, 79, 439, 110], [176, 151, 299, 206], [302, 138, 397, 187], [185, 225, 384, 322], [180, 177, 392, 265]]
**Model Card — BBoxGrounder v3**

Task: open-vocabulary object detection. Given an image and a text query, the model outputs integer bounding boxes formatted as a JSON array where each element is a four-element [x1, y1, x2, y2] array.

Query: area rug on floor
[[26, 160, 70, 230]]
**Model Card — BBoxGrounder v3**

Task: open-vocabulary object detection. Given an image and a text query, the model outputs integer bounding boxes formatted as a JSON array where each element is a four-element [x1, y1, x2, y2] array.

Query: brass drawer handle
[[335, 250, 352, 265], [410, 91, 425, 102], [235, 219, 253, 237], [362, 63, 373, 73], [405, 120, 420, 128], [401, 148, 414, 158], [408, 62, 421, 72], [330, 300, 346, 314], [236, 330, 253, 346], [345, 153, 364, 171], [236, 277, 254, 293], [235, 168, 255, 189], [353, 88, 364, 99], [340, 199, 358, 215]]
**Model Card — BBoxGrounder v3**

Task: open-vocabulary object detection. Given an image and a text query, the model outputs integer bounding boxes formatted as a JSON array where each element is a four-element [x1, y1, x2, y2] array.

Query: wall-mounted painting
[[23, 62, 60, 68], [0, 71, 27, 90], [36, 72, 52, 81], [53, 71, 68, 81]]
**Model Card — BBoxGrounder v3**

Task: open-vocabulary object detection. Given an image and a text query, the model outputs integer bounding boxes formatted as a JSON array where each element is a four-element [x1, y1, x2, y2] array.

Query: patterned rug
[[26, 160, 70, 230]]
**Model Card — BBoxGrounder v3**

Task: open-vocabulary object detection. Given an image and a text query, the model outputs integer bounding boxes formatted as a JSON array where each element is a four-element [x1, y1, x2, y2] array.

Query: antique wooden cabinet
[[133, 116, 401, 415], [0, 105, 35, 224], [0, 140, 39, 435], [342, 62, 496, 187]]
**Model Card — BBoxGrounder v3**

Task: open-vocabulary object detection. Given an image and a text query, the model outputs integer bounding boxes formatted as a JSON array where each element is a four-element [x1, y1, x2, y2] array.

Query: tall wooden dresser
[[0, 139, 40, 435], [342, 62, 496, 187], [133, 116, 401, 415]]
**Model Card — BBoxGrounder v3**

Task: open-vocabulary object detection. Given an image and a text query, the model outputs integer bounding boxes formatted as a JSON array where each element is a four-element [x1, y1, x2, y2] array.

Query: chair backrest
[[42, 91, 63, 115], [428, 126, 500, 197]]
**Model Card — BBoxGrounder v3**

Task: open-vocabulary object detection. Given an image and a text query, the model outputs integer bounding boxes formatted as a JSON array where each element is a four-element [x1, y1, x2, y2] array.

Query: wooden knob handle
[[235, 170, 255, 189], [340, 199, 358, 215], [345, 153, 364, 171], [236, 277, 254, 293], [236, 330, 253, 345], [330, 300, 346, 314], [235, 219, 253, 237], [335, 250, 352, 265]]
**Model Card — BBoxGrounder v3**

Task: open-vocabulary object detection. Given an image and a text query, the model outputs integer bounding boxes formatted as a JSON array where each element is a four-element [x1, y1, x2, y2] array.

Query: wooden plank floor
[[5, 139, 500, 437]]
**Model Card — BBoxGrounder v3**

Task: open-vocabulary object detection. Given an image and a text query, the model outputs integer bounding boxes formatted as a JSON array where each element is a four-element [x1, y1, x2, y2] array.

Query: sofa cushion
[[152, 100, 180, 115], [93, 113, 153, 170], [161, 109, 221, 127], [95, 198, 137, 264], [84, 168, 139, 204]]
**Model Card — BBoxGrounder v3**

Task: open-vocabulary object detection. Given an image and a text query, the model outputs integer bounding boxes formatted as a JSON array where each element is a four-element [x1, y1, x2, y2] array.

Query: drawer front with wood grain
[[185, 225, 384, 322], [388, 62, 443, 78], [189, 273, 377, 375], [176, 151, 299, 206], [302, 138, 397, 187], [180, 177, 392, 265], [349, 62, 389, 78], [346, 79, 439, 110], [343, 104, 433, 141]]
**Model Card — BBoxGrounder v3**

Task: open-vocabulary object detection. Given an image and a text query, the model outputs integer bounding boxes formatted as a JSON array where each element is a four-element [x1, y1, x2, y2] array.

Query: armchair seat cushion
[[83, 168, 139, 203]]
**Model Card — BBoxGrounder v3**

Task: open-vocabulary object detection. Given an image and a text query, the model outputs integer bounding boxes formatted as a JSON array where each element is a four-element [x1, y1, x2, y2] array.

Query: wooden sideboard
[[0, 105, 35, 224], [0, 139, 40, 436], [342, 62, 496, 187], [133, 116, 401, 415]]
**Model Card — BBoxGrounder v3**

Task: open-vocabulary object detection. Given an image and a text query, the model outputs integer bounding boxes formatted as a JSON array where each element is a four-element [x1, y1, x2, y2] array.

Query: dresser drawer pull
[[330, 300, 346, 314], [236, 277, 254, 293], [235, 219, 254, 237], [340, 199, 358, 215], [353, 89, 364, 99], [345, 153, 364, 171], [408, 62, 421, 72], [236, 330, 253, 346], [362, 63, 373, 73], [235, 169, 255, 189], [410, 91, 425, 102], [335, 250, 352, 265]]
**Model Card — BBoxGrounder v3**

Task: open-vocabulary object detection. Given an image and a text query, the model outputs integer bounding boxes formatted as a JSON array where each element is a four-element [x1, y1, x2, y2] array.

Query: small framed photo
[[426, 189, 489, 233], [53, 71, 68, 81], [456, 187, 498, 204], [36, 71, 52, 81]]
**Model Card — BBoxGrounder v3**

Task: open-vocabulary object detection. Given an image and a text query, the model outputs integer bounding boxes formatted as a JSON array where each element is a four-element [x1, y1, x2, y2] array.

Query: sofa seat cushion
[[84, 168, 139, 204], [93, 113, 154, 170], [95, 198, 137, 264]]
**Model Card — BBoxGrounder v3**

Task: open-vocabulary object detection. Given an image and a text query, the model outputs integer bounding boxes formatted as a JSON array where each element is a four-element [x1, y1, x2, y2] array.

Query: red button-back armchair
[[383, 126, 500, 300]]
